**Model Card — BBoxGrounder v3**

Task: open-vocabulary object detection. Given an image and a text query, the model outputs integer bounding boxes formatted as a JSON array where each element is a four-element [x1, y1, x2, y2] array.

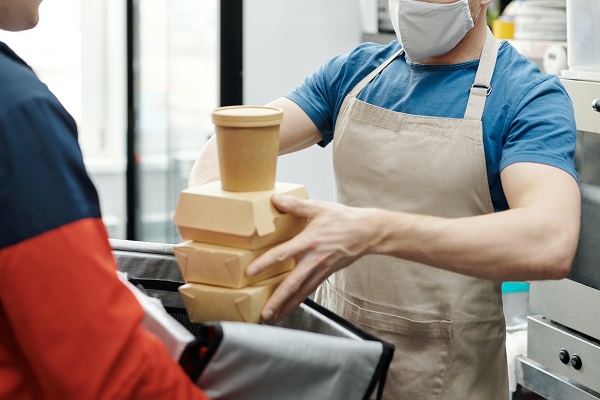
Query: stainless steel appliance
[[514, 79, 600, 399]]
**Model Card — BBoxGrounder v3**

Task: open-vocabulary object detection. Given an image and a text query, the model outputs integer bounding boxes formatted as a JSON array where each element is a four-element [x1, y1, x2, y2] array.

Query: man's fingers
[[273, 270, 327, 320], [247, 235, 306, 276], [271, 193, 315, 218], [245, 195, 320, 277], [260, 257, 327, 321], [248, 194, 332, 320]]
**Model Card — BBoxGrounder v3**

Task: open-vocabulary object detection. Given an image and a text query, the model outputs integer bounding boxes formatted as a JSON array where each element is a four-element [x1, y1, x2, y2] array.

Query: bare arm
[[377, 162, 580, 280], [247, 162, 581, 320], [188, 97, 321, 187]]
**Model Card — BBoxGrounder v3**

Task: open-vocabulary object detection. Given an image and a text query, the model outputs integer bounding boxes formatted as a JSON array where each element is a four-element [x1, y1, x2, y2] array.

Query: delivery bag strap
[[178, 324, 224, 382]]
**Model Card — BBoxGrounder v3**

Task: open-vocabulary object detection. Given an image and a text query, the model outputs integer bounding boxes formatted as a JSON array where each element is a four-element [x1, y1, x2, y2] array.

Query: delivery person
[[0, 1, 209, 398], [189, 0, 580, 398]]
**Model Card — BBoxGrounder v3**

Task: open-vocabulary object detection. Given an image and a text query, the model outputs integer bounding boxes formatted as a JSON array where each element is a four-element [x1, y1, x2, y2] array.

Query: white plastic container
[[566, 0, 600, 73]]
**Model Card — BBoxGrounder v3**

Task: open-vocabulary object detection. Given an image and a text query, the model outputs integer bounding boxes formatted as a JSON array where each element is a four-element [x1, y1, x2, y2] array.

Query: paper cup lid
[[212, 106, 283, 128]]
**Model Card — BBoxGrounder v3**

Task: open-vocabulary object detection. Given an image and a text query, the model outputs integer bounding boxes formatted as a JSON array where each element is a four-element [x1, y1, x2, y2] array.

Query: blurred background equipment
[[513, 1, 600, 396], [513, 0, 567, 41], [561, 0, 600, 81]]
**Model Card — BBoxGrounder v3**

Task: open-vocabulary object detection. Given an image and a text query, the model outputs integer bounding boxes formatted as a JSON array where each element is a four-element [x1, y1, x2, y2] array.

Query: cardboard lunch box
[[173, 181, 308, 250], [173, 240, 295, 289], [178, 272, 289, 323]]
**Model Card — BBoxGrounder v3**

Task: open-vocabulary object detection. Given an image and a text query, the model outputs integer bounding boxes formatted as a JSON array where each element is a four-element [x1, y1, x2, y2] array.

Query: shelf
[[362, 32, 396, 45]]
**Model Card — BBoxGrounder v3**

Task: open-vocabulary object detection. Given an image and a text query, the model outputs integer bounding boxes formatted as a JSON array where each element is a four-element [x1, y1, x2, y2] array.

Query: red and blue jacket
[[0, 41, 208, 400]]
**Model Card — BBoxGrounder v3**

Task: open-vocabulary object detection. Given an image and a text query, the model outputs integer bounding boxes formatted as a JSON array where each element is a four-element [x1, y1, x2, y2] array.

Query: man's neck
[[416, 6, 489, 66]]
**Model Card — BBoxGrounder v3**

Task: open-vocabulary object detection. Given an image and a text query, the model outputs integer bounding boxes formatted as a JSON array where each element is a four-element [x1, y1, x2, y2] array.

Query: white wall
[[244, 1, 363, 201]]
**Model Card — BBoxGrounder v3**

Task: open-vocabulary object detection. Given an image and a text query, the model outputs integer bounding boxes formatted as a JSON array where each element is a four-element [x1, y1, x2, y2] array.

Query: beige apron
[[315, 29, 508, 400]]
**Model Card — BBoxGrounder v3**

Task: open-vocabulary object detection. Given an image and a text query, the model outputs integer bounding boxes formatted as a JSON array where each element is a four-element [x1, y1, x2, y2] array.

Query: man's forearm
[[372, 206, 577, 282]]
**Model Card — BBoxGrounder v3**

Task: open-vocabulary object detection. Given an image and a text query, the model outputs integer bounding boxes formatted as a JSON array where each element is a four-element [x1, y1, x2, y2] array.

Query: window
[[135, 0, 219, 242], [0, 0, 220, 242]]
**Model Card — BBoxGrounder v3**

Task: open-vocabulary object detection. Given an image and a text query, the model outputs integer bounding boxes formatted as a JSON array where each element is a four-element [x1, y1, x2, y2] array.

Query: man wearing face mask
[[189, 0, 579, 398]]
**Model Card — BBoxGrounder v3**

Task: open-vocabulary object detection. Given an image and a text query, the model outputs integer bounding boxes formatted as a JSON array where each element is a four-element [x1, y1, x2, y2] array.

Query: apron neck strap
[[464, 28, 499, 121], [347, 49, 404, 99], [347, 27, 499, 121]]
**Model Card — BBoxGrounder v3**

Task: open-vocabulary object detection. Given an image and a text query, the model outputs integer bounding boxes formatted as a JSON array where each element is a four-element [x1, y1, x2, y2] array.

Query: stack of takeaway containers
[[172, 106, 308, 323]]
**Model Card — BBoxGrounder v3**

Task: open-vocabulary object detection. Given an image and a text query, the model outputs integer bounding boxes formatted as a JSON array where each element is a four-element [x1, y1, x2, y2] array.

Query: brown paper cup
[[212, 106, 283, 192]]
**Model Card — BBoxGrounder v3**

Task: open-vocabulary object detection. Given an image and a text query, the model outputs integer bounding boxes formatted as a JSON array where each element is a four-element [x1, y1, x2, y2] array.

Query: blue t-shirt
[[287, 40, 577, 212]]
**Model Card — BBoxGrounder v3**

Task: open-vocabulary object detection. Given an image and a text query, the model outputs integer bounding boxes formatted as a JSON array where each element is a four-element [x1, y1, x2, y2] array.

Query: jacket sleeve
[[0, 97, 210, 400]]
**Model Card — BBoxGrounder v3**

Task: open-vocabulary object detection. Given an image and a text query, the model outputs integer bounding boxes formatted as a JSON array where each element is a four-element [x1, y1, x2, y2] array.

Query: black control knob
[[571, 354, 583, 370], [593, 98, 600, 113], [559, 349, 570, 364]]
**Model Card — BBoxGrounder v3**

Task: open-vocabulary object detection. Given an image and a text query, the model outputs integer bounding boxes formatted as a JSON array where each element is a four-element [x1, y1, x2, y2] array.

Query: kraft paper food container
[[212, 105, 283, 192], [173, 240, 295, 289], [178, 272, 289, 323], [173, 180, 308, 250]]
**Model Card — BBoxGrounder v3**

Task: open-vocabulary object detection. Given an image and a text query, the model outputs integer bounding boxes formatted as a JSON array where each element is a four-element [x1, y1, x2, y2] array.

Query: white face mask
[[388, 0, 479, 62]]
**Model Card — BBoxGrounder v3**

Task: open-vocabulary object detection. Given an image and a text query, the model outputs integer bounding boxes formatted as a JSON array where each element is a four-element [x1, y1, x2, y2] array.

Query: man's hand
[[246, 163, 581, 322], [246, 194, 385, 321]]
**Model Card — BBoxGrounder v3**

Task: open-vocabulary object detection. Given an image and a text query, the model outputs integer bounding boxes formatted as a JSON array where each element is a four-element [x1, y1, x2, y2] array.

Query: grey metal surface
[[561, 79, 600, 135], [527, 316, 600, 393], [530, 280, 600, 340], [575, 134, 600, 187], [523, 77, 600, 400], [516, 356, 600, 400], [570, 183, 600, 290]]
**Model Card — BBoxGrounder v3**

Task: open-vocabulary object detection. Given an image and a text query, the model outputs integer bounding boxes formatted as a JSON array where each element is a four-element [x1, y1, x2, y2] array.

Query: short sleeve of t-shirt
[[285, 41, 577, 211], [287, 42, 395, 147], [499, 74, 576, 177]]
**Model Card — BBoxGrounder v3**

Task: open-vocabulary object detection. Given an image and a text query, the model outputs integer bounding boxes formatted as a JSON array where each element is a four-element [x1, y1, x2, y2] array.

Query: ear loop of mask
[[473, 4, 483, 25]]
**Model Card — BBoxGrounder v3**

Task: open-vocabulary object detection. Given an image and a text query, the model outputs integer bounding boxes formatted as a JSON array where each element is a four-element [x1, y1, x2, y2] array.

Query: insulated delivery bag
[[110, 239, 395, 400]]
